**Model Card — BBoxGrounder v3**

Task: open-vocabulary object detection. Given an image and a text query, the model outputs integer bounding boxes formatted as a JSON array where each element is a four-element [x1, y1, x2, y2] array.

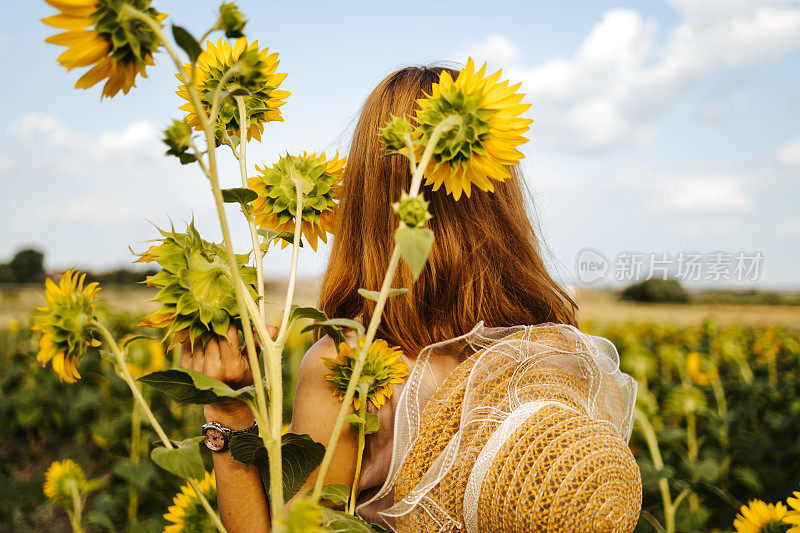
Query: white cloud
[[491, 1, 800, 150], [780, 215, 800, 234], [465, 35, 522, 65], [11, 112, 162, 160], [778, 135, 800, 167], [628, 173, 754, 212]]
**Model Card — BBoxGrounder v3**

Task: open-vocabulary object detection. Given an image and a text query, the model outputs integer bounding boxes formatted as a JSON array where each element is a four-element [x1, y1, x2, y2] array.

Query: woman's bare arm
[[288, 334, 359, 499], [181, 326, 270, 532], [182, 328, 358, 530]]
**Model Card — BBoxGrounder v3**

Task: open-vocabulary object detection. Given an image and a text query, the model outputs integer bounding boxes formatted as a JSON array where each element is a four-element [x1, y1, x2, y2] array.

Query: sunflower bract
[[31, 269, 102, 383], [42, 0, 166, 98], [176, 38, 290, 142], [249, 152, 345, 251], [135, 221, 258, 348], [321, 338, 409, 410], [415, 57, 532, 200]]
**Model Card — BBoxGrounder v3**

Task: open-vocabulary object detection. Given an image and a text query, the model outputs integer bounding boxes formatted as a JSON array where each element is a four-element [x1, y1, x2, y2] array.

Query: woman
[[181, 65, 617, 531]]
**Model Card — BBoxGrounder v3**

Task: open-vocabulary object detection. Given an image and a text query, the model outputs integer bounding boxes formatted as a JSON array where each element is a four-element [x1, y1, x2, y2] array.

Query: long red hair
[[319, 65, 577, 357]]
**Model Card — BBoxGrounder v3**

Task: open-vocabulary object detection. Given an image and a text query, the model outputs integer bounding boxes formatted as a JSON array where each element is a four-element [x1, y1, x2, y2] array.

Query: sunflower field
[[1, 305, 797, 532]]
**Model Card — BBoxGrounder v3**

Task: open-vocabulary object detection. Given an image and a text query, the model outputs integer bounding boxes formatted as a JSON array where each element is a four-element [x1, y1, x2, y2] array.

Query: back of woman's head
[[319, 65, 578, 356]]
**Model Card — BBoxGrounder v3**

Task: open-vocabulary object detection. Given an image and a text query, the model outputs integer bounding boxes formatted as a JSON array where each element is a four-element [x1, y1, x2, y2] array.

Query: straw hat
[[388, 324, 642, 532]]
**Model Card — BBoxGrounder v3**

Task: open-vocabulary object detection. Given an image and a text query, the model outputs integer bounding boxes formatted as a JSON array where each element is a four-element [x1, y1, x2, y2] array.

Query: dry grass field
[[3, 282, 798, 330]]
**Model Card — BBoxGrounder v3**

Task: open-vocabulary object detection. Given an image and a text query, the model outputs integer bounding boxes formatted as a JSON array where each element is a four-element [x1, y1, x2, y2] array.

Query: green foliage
[[395, 226, 434, 280], [588, 320, 800, 532], [620, 278, 690, 303], [139, 368, 259, 405], [228, 432, 325, 502], [8, 248, 45, 283], [150, 436, 205, 480]]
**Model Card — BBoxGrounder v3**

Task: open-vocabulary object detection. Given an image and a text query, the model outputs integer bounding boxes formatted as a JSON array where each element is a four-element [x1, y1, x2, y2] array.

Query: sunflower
[[31, 269, 102, 383], [134, 221, 258, 349], [787, 490, 800, 533], [733, 500, 788, 533], [249, 152, 345, 251], [686, 351, 712, 386], [42, 0, 166, 98], [321, 338, 408, 410], [125, 337, 168, 378], [176, 38, 290, 142], [163, 470, 217, 533], [43, 459, 89, 507], [413, 57, 531, 200]]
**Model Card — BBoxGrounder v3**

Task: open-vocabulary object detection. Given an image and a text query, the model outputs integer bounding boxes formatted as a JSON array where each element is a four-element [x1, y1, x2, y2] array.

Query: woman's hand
[[180, 323, 277, 426]]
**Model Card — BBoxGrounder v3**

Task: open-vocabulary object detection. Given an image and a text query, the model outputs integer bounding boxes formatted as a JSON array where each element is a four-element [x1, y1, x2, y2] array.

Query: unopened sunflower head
[[732, 499, 788, 533], [176, 38, 290, 142], [218, 2, 247, 39], [134, 221, 258, 348], [43, 459, 89, 508], [31, 269, 101, 383], [164, 470, 217, 533], [42, 0, 166, 98], [249, 152, 345, 251], [414, 57, 532, 200], [162, 119, 193, 159], [380, 115, 415, 152], [321, 338, 408, 411], [393, 192, 431, 229]]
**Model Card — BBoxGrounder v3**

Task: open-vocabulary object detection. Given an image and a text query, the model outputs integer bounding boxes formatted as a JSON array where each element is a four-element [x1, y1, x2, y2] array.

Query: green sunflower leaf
[[395, 226, 434, 281], [320, 508, 389, 532], [357, 287, 408, 302], [229, 432, 325, 502], [171, 25, 202, 64], [138, 368, 258, 404], [257, 229, 302, 248], [301, 318, 365, 347], [308, 483, 351, 507], [150, 436, 205, 480], [222, 187, 258, 205]]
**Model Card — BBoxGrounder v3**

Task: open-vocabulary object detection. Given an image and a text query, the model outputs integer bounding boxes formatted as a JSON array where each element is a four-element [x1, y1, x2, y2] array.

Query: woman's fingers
[[202, 337, 222, 376]]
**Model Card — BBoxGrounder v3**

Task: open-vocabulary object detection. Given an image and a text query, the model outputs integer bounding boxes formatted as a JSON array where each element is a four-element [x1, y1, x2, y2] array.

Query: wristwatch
[[201, 419, 258, 452]]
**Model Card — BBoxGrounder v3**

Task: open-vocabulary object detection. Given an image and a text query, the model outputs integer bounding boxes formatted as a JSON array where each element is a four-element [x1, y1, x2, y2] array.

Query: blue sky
[[1, 0, 799, 288]]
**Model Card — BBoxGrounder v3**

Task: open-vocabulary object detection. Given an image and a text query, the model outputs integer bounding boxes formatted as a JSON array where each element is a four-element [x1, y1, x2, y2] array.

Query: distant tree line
[[0, 248, 155, 285]]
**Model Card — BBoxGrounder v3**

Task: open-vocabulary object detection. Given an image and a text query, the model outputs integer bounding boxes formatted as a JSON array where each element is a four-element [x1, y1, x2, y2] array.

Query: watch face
[[203, 427, 227, 452]]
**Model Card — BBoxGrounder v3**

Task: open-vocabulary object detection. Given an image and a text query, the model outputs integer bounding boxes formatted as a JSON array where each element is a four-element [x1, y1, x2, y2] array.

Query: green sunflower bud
[[163, 119, 192, 158], [135, 221, 258, 348], [392, 192, 432, 228], [380, 115, 414, 151], [219, 2, 247, 39]]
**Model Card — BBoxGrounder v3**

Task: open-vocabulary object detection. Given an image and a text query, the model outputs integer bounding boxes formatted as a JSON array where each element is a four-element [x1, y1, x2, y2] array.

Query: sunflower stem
[[311, 119, 455, 501], [348, 382, 369, 515], [235, 96, 266, 323], [91, 320, 228, 532], [115, 12, 274, 528], [66, 479, 83, 533], [635, 409, 678, 533], [128, 399, 142, 525]]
